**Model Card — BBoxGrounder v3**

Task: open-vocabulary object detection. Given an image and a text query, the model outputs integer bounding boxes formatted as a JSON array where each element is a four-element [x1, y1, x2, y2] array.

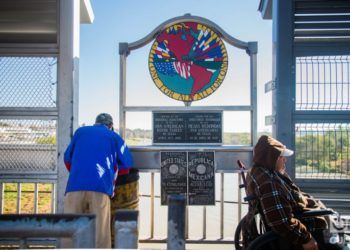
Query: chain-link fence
[[0, 119, 57, 172], [0, 56, 58, 174], [0, 57, 57, 107]]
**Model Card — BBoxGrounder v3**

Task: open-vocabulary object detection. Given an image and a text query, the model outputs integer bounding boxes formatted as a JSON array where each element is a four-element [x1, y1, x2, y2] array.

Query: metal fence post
[[114, 209, 139, 249], [167, 194, 186, 250]]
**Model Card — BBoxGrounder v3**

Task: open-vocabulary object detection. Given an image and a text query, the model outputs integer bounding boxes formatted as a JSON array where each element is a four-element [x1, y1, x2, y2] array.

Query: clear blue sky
[[79, 0, 272, 132]]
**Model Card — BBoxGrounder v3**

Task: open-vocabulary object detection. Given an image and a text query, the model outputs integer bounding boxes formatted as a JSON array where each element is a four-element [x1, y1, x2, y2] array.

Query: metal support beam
[[119, 43, 128, 139], [57, 0, 79, 213], [34, 183, 38, 214], [167, 195, 186, 250], [114, 210, 139, 249], [220, 173, 224, 239], [51, 183, 56, 213], [272, 0, 295, 178], [294, 111, 350, 123], [248, 42, 258, 145], [295, 40, 350, 57], [16, 183, 21, 214], [124, 105, 252, 112], [0, 214, 95, 248], [237, 174, 242, 221], [0, 108, 58, 119], [150, 173, 155, 239], [202, 206, 206, 239], [0, 183, 3, 214]]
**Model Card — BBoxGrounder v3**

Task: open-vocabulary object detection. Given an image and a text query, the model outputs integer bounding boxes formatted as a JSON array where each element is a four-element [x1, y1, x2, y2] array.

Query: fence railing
[[295, 55, 350, 180], [296, 56, 350, 111], [0, 182, 55, 214], [0, 214, 95, 248], [0, 171, 248, 244], [137, 171, 247, 243], [295, 123, 350, 179]]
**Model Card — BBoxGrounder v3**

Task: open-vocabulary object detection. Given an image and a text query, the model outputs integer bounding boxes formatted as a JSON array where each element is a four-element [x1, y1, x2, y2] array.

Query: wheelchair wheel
[[247, 231, 279, 250], [234, 217, 244, 250]]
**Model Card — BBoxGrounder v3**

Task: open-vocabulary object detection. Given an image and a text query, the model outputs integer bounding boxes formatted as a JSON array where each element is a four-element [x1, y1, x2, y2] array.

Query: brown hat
[[253, 135, 291, 170]]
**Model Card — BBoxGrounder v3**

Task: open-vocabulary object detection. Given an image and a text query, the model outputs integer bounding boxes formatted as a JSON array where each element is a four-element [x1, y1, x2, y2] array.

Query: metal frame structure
[[136, 172, 248, 244], [0, 214, 96, 248], [119, 14, 258, 243], [260, 0, 350, 210], [0, 0, 92, 213], [119, 14, 258, 167]]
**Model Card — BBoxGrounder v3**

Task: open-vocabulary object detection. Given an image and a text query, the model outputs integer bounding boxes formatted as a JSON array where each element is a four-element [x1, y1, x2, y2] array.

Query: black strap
[[116, 168, 140, 186]]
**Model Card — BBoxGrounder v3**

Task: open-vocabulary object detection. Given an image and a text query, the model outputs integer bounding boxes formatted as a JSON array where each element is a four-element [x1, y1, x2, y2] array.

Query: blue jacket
[[64, 124, 133, 196]]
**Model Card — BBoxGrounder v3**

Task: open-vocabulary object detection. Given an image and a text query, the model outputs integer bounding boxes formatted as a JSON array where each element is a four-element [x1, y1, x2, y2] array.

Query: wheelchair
[[234, 160, 347, 250]]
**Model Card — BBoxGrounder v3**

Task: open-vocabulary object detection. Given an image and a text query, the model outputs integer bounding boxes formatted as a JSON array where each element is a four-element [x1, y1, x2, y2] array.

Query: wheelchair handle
[[244, 195, 257, 202], [296, 209, 335, 218], [237, 160, 246, 170]]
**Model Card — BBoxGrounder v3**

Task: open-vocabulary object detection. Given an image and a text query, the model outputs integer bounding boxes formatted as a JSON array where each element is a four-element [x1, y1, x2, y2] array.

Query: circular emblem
[[169, 164, 179, 175], [196, 164, 207, 175], [149, 22, 228, 102]]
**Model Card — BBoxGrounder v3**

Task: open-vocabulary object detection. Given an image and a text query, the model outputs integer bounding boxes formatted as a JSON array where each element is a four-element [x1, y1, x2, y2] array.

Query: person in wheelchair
[[244, 135, 341, 250]]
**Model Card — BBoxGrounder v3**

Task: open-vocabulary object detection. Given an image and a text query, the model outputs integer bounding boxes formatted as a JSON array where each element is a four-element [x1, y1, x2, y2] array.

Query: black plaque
[[161, 151, 187, 205], [188, 151, 215, 205], [153, 112, 222, 144]]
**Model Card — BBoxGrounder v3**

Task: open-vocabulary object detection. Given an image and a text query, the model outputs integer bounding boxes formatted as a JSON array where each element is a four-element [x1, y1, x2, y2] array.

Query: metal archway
[[118, 14, 258, 243]]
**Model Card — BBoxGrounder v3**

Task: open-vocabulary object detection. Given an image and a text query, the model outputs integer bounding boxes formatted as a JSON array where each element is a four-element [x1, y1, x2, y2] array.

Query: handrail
[[0, 214, 96, 248]]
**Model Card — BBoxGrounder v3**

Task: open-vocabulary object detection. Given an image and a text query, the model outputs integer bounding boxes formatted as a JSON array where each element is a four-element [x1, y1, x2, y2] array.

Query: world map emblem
[[149, 22, 228, 102]]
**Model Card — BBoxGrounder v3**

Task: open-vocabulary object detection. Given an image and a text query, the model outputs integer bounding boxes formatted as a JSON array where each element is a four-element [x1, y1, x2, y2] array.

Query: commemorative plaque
[[188, 151, 215, 205], [153, 112, 222, 144], [160, 151, 188, 205], [148, 21, 228, 102], [151, 22, 224, 204]]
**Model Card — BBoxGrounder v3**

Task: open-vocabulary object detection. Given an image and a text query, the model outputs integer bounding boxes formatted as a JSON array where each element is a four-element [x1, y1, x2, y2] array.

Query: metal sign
[[160, 151, 215, 206], [148, 21, 228, 102], [153, 111, 222, 144], [160, 151, 188, 205], [188, 151, 215, 205]]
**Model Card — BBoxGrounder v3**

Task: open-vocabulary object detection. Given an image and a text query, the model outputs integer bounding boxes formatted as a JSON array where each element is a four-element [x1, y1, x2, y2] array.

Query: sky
[[79, 0, 273, 133]]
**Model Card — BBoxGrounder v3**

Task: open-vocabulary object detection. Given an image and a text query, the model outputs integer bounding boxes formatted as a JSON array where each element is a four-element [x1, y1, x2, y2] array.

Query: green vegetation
[[295, 130, 350, 176]]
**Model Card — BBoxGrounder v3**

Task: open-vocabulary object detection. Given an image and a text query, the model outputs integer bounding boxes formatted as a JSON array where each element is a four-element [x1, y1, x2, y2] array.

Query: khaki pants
[[64, 191, 111, 248]]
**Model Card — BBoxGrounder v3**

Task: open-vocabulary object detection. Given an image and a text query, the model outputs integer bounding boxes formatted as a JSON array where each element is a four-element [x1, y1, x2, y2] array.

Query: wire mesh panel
[[0, 119, 57, 172], [296, 56, 350, 110], [0, 57, 57, 107], [295, 123, 350, 179]]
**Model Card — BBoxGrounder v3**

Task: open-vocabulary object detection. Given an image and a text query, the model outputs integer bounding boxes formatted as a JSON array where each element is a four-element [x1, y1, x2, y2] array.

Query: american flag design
[[149, 21, 228, 102]]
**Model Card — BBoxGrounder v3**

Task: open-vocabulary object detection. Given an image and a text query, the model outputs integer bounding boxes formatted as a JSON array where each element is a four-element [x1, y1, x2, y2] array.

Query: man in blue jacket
[[63, 113, 133, 248]]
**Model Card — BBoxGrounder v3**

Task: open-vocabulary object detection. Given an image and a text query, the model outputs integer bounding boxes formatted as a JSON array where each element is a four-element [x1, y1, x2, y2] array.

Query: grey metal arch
[[127, 14, 249, 52], [118, 14, 258, 242], [119, 14, 258, 143]]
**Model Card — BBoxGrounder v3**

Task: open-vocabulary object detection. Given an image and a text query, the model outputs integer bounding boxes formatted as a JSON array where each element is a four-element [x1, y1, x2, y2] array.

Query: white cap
[[281, 147, 294, 157]]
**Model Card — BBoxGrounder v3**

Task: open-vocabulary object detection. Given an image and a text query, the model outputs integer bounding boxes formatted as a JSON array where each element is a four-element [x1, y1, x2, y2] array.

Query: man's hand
[[302, 237, 318, 250]]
